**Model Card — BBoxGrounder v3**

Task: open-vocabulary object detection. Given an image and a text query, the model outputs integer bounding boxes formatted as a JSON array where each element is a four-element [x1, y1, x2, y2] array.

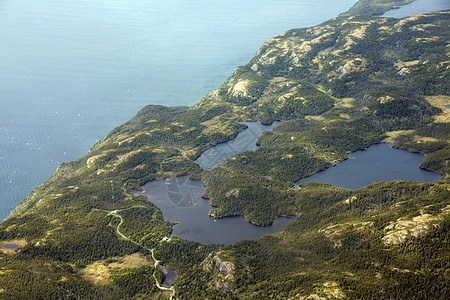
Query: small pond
[[195, 121, 280, 170], [296, 143, 441, 189], [444, 104, 450, 109], [3, 244, 20, 249], [162, 267, 178, 287], [381, 0, 450, 18]]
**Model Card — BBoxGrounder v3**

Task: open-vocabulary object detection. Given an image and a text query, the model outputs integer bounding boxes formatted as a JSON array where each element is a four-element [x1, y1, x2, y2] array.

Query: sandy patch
[[225, 189, 240, 198], [87, 154, 103, 168], [411, 23, 435, 31], [426, 95, 450, 107], [81, 261, 111, 285], [339, 114, 351, 119], [231, 80, 250, 97], [118, 136, 136, 146], [337, 98, 355, 108], [414, 136, 440, 143], [115, 149, 142, 165], [201, 116, 223, 134], [319, 221, 373, 248], [323, 281, 345, 299], [394, 60, 420, 69], [415, 36, 439, 43], [350, 26, 367, 39], [108, 253, 151, 269]]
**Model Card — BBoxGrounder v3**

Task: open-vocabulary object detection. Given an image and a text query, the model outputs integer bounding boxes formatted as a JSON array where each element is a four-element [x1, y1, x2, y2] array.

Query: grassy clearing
[[305, 115, 325, 121], [80, 261, 111, 285], [80, 253, 151, 285], [426, 95, 450, 123], [394, 60, 420, 69], [382, 130, 415, 143], [414, 135, 440, 143]]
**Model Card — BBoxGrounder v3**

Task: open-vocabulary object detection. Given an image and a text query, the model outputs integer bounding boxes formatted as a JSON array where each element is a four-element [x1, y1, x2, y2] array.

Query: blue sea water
[[1, 0, 448, 221], [0, 0, 356, 221], [381, 0, 450, 18]]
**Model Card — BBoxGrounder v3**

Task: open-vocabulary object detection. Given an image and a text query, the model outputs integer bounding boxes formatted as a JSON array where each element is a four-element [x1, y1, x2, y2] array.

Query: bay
[[0, 0, 356, 221], [381, 0, 450, 18]]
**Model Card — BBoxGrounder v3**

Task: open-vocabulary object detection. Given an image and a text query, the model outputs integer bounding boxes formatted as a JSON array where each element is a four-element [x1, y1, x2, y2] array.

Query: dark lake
[[137, 176, 295, 245], [296, 143, 441, 189], [3, 244, 20, 249], [162, 267, 178, 287], [381, 0, 450, 18], [195, 121, 280, 169]]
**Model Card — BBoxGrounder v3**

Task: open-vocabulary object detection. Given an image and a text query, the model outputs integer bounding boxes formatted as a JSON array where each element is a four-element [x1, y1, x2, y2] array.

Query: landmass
[[0, 1, 449, 299], [340, 0, 415, 16]]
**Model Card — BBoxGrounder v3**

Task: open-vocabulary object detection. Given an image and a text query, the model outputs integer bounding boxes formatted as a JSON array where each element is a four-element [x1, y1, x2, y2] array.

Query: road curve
[[109, 211, 176, 299]]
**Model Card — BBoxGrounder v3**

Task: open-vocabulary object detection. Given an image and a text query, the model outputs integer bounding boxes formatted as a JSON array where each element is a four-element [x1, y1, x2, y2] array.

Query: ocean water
[[0, 0, 356, 221], [381, 0, 450, 18]]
